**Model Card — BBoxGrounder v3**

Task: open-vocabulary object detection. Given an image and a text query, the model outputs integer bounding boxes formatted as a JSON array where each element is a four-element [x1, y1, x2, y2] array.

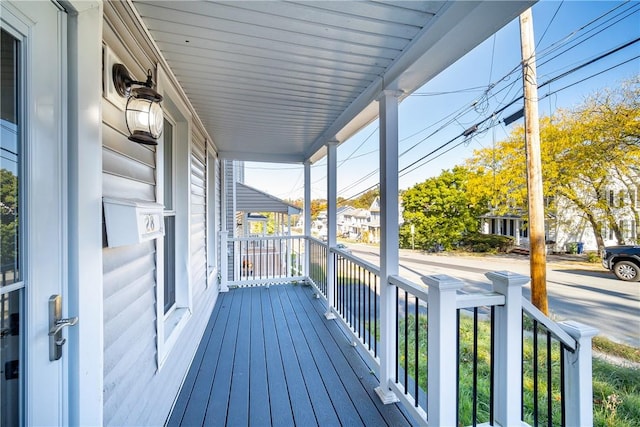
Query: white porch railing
[[220, 235, 596, 426], [222, 234, 306, 287]]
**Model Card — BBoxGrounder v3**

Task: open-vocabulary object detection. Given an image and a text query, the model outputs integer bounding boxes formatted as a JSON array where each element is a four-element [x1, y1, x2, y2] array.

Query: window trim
[[206, 144, 219, 288], [162, 118, 177, 316], [155, 66, 193, 368]]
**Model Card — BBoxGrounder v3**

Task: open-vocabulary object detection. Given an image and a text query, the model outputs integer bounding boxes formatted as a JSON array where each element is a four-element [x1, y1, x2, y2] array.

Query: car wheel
[[613, 260, 640, 282]]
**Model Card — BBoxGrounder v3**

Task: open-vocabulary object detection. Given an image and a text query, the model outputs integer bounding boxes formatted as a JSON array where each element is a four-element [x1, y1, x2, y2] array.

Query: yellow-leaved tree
[[467, 77, 639, 254]]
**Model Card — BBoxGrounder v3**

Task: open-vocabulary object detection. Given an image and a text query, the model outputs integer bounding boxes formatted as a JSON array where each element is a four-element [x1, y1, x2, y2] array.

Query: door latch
[[49, 295, 78, 361]]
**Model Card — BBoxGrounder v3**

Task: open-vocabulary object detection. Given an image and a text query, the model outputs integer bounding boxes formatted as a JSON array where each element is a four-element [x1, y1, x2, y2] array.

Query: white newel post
[[220, 231, 229, 292], [374, 90, 401, 404], [559, 321, 598, 427], [486, 271, 529, 427], [425, 274, 464, 426], [325, 140, 338, 319]]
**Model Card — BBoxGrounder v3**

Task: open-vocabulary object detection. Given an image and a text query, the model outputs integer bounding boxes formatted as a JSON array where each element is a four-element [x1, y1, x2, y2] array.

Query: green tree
[[400, 166, 487, 250], [348, 187, 379, 210], [1, 169, 18, 268]]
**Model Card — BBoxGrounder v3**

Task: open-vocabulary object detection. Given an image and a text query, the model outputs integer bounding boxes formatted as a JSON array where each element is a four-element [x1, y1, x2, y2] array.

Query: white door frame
[[64, 1, 104, 425], [2, 1, 104, 425], [2, 1, 69, 425]]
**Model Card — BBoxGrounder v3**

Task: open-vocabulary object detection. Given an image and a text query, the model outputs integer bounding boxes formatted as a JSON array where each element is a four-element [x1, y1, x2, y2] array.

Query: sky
[[244, 0, 640, 202]]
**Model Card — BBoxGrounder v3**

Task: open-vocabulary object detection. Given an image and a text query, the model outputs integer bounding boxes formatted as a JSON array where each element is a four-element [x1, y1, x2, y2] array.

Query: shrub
[[460, 233, 514, 253], [587, 251, 601, 263]]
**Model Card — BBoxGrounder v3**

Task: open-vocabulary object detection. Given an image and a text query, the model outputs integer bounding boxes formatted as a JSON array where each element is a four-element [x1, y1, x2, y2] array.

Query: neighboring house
[[480, 213, 528, 246], [340, 197, 403, 244], [367, 197, 381, 243], [233, 180, 301, 237], [0, 1, 542, 426], [314, 206, 359, 239], [343, 208, 370, 240], [548, 179, 638, 252], [337, 205, 357, 236], [481, 177, 638, 252]]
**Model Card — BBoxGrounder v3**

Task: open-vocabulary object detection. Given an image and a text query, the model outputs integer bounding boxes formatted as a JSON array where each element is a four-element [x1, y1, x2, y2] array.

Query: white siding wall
[[191, 129, 207, 299], [102, 84, 159, 425], [225, 160, 236, 279], [102, 4, 219, 425], [216, 156, 222, 269]]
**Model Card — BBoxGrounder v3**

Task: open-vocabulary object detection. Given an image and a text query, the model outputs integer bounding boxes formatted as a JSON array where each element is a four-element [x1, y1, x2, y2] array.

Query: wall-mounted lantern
[[112, 63, 163, 145]]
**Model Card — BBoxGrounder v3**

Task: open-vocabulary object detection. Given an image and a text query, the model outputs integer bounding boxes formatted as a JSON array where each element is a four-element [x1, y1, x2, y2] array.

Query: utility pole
[[520, 8, 548, 315]]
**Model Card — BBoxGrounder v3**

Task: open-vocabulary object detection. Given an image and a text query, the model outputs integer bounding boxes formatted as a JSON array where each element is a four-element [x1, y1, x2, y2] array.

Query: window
[[609, 189, 615, 207], [154, 71, 194, 366], [618, 190, 626, 208], [620, 220, 637, 241], [163, 119, 176, 314], [0, 28, 22, 425]]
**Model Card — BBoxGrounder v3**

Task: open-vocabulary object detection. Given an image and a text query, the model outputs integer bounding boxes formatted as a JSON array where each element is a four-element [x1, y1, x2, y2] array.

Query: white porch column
[[559, 321, 598, 427], [425, 274, 465, 426], [220, 231, 229, 292], [375, 90, 401, 404], [304, 161, 311, 277], [325, 140, 338, 319], [486, 270, 530, 427]]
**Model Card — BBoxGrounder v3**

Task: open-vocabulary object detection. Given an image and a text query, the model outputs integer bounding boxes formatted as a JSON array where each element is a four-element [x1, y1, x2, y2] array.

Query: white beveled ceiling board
[[131, 1, 536, 164]]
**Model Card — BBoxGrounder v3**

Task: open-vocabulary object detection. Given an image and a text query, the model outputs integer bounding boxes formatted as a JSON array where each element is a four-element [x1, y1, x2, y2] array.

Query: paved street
[[346, 243, 640, 347]]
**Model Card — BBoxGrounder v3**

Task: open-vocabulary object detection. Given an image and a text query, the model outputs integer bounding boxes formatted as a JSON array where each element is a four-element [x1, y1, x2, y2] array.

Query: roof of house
[[236, 182, 302, 215]]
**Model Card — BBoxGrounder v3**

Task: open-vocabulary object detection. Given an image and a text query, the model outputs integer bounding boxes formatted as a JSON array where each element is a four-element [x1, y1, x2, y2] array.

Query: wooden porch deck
[[167, 284, 415, 426]]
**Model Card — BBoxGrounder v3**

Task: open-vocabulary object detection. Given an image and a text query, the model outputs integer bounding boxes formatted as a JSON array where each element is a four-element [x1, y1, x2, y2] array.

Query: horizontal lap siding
[[216, 156, 222, 269], [102, 93, 159, 426], [225, 160, 236, 279], [191, 132, 207, 300], [103, 5, 222, 425]]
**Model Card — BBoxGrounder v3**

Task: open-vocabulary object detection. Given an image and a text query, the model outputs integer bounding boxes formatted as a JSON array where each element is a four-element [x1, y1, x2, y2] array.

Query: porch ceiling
[[132, 1, 535, 164]]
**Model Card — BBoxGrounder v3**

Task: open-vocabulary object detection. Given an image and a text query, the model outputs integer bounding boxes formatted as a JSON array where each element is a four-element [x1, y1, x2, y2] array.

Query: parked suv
[[601, 245, 640, 282]]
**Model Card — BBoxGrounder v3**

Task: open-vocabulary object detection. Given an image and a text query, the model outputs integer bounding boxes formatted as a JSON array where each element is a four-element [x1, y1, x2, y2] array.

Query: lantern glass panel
[[125, 97, 164, 139]]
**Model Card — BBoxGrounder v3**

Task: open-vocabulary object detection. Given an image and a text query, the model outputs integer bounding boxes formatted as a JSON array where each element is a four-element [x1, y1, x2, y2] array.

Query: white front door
[[1, 1, 68, 425]]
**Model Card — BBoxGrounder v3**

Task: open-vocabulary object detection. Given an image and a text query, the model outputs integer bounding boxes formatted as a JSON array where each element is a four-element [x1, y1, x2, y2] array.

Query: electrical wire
[[537, 1, 564, 47], [341, 40, 639, 199], [285, 2, 639, 200]]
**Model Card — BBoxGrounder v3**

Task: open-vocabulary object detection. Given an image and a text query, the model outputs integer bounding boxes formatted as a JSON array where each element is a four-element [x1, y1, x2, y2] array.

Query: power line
[[398, 45, 640, 180], [298, 2, 639, 200], [326, 4, 639, 195], [537, 1, 564, 47], [341, 38, 639, 199]]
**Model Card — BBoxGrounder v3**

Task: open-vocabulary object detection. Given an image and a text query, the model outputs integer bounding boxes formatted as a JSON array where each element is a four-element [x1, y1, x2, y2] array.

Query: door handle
[[49, 295, 78, 361], [49, 317, 78, 336]]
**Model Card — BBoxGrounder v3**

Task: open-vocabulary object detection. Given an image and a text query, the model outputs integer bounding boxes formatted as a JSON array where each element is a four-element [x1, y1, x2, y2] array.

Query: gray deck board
[[260, 287, 295, 426], [167, 284, 414, 426], [248, 288, 270, 426]]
